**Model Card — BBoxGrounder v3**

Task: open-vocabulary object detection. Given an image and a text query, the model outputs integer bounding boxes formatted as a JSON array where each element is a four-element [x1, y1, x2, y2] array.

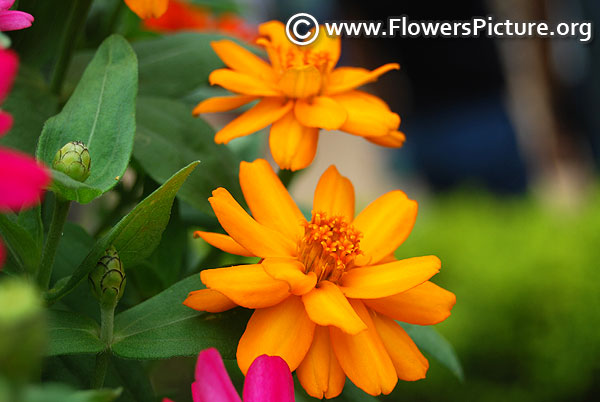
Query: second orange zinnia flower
[[193, 21, 405, 171], [184, 159, 455, 398]]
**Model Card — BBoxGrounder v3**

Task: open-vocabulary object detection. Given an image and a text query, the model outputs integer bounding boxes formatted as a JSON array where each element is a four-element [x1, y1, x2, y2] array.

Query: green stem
[[91, 351, 110, 389], [50, 0, 93, 96], [100, 304, 115, 345], [278, 169, 298, 188], [37, 199, 71, 289], [92, 304, 115, 388]]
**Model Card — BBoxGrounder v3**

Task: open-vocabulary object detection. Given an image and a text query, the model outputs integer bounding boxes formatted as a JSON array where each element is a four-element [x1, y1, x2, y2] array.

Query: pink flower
[[0, 45, 17, 134], [0, 0, 34, 31], [0, 48, 50, 269], [0, 148, 51, 212], [164, 348, 294, 402]]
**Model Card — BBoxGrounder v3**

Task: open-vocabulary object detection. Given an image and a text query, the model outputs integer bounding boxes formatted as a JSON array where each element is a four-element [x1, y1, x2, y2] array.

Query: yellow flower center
[[298, 211, 362, 283]]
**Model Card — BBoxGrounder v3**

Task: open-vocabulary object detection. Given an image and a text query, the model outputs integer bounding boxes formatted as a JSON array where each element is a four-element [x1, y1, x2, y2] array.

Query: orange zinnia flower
[[124, 0, 169, 19], [193, 21, 405, 171], [184, 159, 455, 398], [143, 0, 256, 41]]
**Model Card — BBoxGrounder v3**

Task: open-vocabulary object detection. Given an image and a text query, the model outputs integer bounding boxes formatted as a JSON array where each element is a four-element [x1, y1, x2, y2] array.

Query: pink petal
[[162, 399, 175, 402], [192, 348, 241, 402], [0, 1, 15, 11], [243, 355, 294, 402], [0, 110, 12, 136], [0, 10, 33, 31], [0, 48, 18, 103], [0, 147, 50, 212]]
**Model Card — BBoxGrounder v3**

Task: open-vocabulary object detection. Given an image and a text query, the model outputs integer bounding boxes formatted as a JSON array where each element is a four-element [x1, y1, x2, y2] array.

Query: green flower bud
[[52, 141, 91, 182], [88, 246, 126, 308], [0, 279, 45, 383]]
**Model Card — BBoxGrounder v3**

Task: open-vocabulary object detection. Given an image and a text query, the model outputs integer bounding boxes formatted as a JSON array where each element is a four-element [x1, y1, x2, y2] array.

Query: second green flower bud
[[52, 141, 91, 182], [88, 246, 126, 308]]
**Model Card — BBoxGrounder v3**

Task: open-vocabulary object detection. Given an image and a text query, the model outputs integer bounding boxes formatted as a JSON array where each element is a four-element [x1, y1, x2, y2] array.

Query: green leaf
[[45, 162, 199, 303], [112, 274, 250, 360], [36, 35, 138, 204], [0, 66, 58, 155], [134, 96, 240, 215], [46, 310, 103, 356], [52, 223, 98, 320], [133, 33, 227, 99], [0, 214, 41, 273], [127, 201, 187, 300], [20, 383, 121, 402], [399, 322, 464, 381]]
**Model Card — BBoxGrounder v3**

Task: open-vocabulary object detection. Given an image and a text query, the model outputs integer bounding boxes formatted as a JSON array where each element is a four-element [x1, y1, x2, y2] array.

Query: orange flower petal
[[201, 264, 290, 309], [352, 190, 417, 265], [313, 165, 355, 221], [364, 281, 456, 325], [339, 256, 441, 299], [214, 98, 293, 144], [263, 258, 317, 296], [211, 39, 276, 82], [192, 95, 256, 116], [183, 289, 237, 313], [125, 0, 168, 19], [208, 187, 296, 257], [278, 65, 322, 98], [302, 281, 367, 335], [325, 63, 400, 95], [331, 90, 400, 137], [269, 110, 319, 171], [370, 312, 429, 381], [239, 159, 305, 242], [193, 231, 255, 257], [296, 326, 345, 399], [366, 130, 406, 148], [294, 96, 347, 130], [257, 21, 293, 71], [330, 299, 397, 396], [209, 69, 281, 96], [237, 296, 316, 374]]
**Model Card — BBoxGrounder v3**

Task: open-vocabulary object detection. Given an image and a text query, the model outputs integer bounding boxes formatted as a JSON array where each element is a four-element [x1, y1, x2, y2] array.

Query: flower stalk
[[91, 305, 114, 389], [89, 246, 126, 388]]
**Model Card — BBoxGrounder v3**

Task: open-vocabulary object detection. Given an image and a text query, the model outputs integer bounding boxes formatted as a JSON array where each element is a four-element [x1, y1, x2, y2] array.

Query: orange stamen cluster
[[266, 44, 332, 73], [298, 211, 362, 283]]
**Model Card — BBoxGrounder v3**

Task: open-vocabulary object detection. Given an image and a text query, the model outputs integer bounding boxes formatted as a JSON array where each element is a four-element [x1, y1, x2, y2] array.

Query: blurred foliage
[[381, 189, 600, 402]]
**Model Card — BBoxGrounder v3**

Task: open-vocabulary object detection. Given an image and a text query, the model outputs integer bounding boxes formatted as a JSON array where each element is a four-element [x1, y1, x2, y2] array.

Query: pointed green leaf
[[45, 162, 199, 303], [112, 274, 249, 360], [134, 96, 240, 215], [36, 35, 138, 204], [133, 33, 226, 99], [399, 322, 464, 381]]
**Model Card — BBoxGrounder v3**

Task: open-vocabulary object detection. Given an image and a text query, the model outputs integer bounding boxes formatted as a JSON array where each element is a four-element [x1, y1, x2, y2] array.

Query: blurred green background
[[382, 189, 600, 401]]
